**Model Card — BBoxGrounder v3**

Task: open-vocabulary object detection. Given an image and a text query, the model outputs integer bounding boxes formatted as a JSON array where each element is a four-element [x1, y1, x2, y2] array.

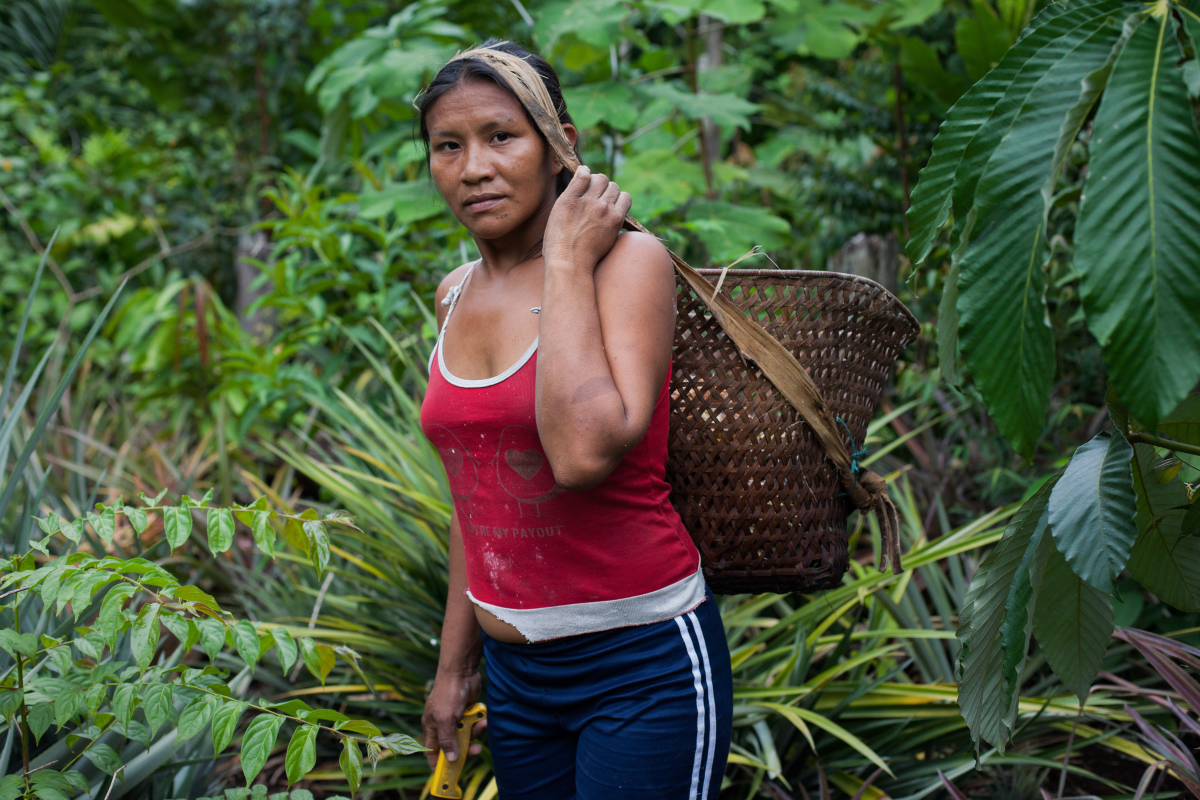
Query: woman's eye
[[436, 141, 459, 152], [492, 132, 512, 143]]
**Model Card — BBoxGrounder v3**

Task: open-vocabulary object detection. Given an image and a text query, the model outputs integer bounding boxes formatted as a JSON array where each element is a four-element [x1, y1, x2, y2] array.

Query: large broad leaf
[[561, 82, 638, 129], [905, 0, 1128, 265], [616, 149, 705, 219], [358, 181, 447, 224], [534, 0, 626, 49], [955, 0, 1013, 82], [1159, 393, 1200, 445], [686, 201, 791, 263], [957, 475, 1058, 751], [1075, 15, 1200, 429], [1047, 431, 1138, 593], [766, 2, 869, 59], [957, 16, 1123, 455], [1033, 543, 1114, 700], [1126, 444, 1200, 610]]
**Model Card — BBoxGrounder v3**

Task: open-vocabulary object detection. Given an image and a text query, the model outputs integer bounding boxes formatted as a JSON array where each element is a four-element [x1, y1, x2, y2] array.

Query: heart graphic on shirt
[[504, 448, 544, 481], [441, 447, 463, 478]]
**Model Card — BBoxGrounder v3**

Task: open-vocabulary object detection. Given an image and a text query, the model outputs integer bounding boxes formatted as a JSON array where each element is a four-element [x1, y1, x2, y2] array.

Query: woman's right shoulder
[[434, 262, 475, 306], [434, 261, 476, 326]]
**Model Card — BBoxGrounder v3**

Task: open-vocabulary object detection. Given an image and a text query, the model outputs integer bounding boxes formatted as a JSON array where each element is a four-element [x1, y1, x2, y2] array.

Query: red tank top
[[419, 265, 703, 642]]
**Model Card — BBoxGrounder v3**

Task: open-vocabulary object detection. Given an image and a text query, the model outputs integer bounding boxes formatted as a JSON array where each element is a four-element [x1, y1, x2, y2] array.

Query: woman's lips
[[464, 196, 504, 212]]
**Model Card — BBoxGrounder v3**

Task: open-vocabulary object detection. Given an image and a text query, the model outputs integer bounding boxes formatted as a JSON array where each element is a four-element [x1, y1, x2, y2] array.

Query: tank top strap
[[429, 261, 478, 373]]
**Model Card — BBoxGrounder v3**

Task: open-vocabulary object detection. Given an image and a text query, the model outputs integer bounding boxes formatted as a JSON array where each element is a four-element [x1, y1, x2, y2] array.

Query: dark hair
[[417, 39, 578, 195]]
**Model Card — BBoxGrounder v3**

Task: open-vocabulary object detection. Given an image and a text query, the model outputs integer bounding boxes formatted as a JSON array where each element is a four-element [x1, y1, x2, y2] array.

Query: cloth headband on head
[[440, 43, 581, 172]]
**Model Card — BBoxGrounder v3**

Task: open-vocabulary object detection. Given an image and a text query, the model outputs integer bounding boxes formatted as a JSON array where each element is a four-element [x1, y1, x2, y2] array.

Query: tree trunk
[[827, 232, 899, 295]]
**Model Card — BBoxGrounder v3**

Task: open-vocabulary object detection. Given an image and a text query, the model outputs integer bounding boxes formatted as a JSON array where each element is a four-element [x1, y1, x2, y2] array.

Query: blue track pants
[[481, 588, 733, 799]]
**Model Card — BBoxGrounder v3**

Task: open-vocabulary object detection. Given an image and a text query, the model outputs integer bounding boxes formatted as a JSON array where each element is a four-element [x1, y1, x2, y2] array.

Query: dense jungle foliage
[[2, 0, 1199, 797]]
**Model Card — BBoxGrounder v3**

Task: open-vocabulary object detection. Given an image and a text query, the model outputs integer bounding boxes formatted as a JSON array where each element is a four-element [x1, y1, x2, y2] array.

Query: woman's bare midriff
[[474, 604, 530, 644]]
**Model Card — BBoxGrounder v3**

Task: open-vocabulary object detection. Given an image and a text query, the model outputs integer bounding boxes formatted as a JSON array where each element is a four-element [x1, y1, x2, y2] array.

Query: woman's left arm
[[537, 166, 676, 490]]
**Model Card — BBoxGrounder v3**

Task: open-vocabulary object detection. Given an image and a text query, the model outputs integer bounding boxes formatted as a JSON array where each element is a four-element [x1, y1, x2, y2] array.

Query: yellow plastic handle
[[430, 703, 487, 799]]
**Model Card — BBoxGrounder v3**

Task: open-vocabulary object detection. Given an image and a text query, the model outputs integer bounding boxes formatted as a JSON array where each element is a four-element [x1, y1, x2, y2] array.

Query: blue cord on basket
[[836, 416, 868, 492]]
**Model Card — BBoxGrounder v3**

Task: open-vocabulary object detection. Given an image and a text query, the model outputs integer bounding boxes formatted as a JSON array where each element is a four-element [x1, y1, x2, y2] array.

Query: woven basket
[[667, 269, 920, 595]]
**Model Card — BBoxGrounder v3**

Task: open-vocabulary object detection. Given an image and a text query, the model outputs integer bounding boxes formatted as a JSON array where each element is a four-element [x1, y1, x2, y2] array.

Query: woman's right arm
[[421, 509, 486, 767]]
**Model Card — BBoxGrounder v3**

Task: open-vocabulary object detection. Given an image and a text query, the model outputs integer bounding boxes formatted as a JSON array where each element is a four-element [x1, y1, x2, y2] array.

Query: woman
[[418, 41, 732, 799]]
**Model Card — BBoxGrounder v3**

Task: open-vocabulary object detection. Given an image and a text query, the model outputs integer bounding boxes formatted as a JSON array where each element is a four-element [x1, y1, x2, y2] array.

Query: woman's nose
[[461, 143, 495, 183]]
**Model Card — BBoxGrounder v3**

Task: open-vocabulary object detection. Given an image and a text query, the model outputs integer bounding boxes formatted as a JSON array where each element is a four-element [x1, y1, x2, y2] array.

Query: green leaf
[[241, 713, 285, 784], [957, 474, 1059, 751], [91, 506, 116, 544], [561, 82, 638, 129], [177, 693, 218, 742], [1033, 543, 1114, 699], [1048, 431, 1138, 593], [956, 13, 1124, 456], [251, 512, 275, 558], [164, 506, 193, 549], [233, 621, 261, 669], [36, 513, 61, 535], [755, 702, 893, 776], [125, 506, 147, 534], [1160, 393, 1200, 445], [0, 775, 23, 800], [340, 737, 363, 796], [83, 742, 122, 775], [212, 700, 246, 755], [131, 601, 161, 670], [335, 719, 381, 738], [207, 508, 235, 554], [54, 690, 82, 728], [142, 683, 173, 735], [285, 724, 318, 785], [639, 82, 760, 130], [28, 703, 53, 743], [272, 628, 299, 675], [304, 520, 331, 575], [112, 683, 137, 728], [174, 585, 223, 614], [900, 36, 967, 107], [1126, 444, 1200, 610], [685, 201, 791, 263], [905, 0, 1126, 265], [0, 629, 38, 659], [937, 257, 963, 385], [84, 683, 107, 718], [72, 572, 115, 620], [283, 518, 309, 556], [98, 583, 136, 647], [534, 0, 626, 49], [59, 518, 82, 544], [199, 618, 226, 661], [300, 638, 336, 685], [1076, 15, 1200, 429], [955, 0, 1014, 82], [768, 2, 866, 59]]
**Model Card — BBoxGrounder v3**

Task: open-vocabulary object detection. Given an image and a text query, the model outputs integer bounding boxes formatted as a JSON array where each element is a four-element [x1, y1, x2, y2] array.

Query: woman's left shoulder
[[596, 231, 673, 285]]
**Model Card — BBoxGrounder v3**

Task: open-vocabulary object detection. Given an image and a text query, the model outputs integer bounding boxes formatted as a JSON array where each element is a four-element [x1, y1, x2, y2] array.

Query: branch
[[1127, 432, 1200, 458]]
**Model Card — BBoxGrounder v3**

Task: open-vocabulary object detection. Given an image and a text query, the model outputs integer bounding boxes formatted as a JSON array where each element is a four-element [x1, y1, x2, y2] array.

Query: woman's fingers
[[435, 708, 461, 762], [566, 164, 592, 196], [616, 191, 633, 219], [601, 179, 621, 204], [421, 714, 440, 768], [587, 171, 611, 198]]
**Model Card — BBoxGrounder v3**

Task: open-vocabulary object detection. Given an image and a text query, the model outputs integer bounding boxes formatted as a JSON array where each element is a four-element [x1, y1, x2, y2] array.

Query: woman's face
[[426, 78, 576, 241]]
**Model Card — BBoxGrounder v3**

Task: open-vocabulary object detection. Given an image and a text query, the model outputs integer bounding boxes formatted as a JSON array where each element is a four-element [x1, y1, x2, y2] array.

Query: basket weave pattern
[[668, 270, 920, 594]]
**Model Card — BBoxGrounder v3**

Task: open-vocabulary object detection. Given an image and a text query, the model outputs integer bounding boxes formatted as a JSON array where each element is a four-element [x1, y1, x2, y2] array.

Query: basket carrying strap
[[453, 45, 904, 575]]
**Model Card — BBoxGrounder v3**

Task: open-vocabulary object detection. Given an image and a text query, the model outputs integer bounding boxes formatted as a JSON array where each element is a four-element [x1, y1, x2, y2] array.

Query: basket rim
[[694, 267, 920, 333]]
